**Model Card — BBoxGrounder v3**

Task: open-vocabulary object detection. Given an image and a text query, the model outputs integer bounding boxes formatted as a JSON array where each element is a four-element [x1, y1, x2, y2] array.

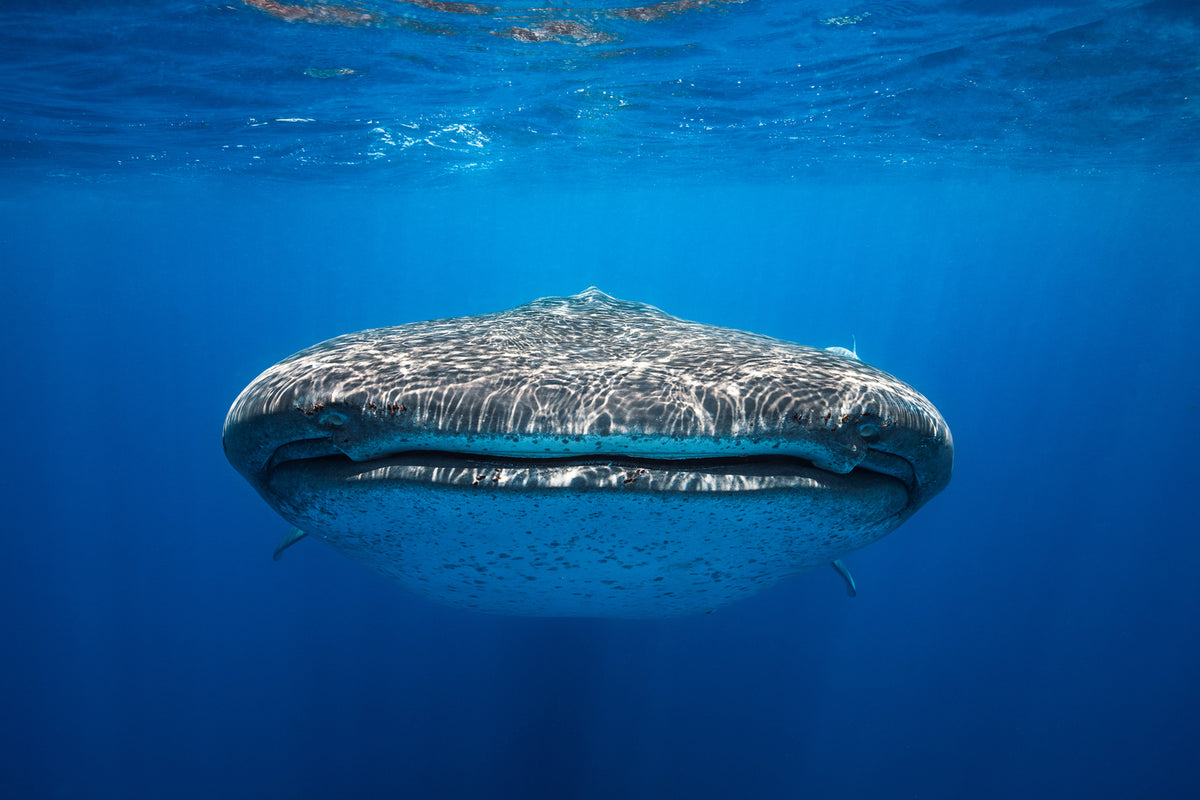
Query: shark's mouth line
[[264, 438, 917, 500]]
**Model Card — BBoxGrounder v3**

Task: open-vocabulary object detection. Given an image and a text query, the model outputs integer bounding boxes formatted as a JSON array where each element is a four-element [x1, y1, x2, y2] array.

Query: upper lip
[[227, 388, 951, 520], [257, 431, 922, 504]]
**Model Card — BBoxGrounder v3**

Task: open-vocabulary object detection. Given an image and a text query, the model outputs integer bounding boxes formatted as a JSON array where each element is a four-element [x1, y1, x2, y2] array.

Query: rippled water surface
[[3, 0, 1197, 181]]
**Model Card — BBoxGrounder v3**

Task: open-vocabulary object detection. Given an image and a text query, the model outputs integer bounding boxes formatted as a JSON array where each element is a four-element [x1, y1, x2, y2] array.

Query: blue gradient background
[[3, 2, 1199, 798]]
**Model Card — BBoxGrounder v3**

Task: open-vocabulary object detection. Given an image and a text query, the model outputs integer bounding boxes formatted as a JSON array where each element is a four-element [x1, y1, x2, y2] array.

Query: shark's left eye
[[858, 422, 880, 439], [318, 410, 347, 428]]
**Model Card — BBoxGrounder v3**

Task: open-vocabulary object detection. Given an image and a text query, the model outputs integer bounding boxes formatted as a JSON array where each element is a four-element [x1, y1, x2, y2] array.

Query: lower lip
[[268, 452, 911, 500]]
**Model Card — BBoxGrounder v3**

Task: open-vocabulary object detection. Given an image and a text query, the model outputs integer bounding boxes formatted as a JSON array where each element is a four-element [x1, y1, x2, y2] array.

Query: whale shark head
[[223, 288, 952, 617]]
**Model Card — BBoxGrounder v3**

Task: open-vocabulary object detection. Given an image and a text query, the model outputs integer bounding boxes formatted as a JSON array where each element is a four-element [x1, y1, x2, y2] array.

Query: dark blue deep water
[[2, 2, 1199, 798]]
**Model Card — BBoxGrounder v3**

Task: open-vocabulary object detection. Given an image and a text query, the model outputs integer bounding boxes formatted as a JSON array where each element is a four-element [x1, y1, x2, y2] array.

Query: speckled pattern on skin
[[224, 288, 953, 617]]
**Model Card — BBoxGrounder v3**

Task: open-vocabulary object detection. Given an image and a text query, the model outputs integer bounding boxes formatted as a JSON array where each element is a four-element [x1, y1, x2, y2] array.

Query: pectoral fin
[[831, 559, 857, 597], [273, 527, 309, 562]]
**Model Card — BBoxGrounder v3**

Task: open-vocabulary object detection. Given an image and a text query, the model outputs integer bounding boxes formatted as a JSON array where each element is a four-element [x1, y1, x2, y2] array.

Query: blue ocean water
[[2, 2, 1198, 798]]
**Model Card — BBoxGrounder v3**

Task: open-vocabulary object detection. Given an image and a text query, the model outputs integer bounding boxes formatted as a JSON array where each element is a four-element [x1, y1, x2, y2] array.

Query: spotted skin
[[224, 288, 952, 617]]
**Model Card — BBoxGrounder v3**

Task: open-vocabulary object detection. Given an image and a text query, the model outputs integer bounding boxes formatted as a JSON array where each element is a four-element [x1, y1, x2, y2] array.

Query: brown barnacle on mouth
[[789, 410, 817, 426], [294, 402, 325, 416]]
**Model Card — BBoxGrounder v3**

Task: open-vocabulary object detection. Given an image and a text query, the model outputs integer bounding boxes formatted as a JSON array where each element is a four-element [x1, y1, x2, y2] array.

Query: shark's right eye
[[858, 422, 880, 439], [317, 410, 347, 428]]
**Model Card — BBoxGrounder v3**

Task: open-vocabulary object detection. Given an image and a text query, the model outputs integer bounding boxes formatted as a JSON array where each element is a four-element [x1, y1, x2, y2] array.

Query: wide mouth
[[263, 437, 917, 502]]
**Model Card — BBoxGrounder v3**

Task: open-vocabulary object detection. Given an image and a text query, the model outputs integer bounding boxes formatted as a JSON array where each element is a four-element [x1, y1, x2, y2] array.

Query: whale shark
[[223, 288, 953, 617]]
